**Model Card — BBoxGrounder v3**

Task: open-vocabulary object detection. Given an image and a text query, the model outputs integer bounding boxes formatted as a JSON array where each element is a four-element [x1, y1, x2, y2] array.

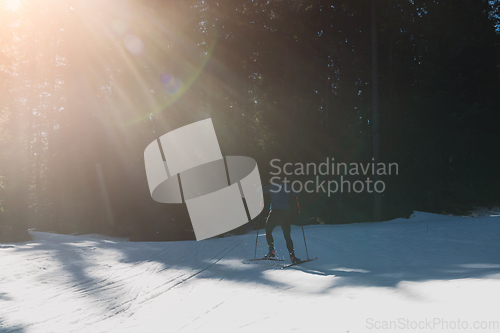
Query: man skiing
[[261, 181, 301, 263]]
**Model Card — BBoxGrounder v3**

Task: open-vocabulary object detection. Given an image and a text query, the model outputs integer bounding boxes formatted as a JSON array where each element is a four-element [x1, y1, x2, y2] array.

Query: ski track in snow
[[1, 211, 500, 332]]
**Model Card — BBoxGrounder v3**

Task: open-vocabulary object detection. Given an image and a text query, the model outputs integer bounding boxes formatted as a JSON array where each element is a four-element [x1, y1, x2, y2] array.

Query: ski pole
[[296, 196, 310, 260], [254, 193, 265, 260], [301, 225, 309, 260], [254, 214, 261, 260]]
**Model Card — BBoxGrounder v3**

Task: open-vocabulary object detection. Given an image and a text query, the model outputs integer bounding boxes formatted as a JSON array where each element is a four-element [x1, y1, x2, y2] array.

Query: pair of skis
[[246, 257, 318, 269]]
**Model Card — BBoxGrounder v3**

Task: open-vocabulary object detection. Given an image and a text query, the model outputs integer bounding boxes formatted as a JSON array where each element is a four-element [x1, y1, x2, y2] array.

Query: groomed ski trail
[[1, 211, 500, 332]]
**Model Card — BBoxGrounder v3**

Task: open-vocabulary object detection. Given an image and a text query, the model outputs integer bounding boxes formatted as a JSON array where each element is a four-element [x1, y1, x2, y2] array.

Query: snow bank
[[1, 211, 499, 332]]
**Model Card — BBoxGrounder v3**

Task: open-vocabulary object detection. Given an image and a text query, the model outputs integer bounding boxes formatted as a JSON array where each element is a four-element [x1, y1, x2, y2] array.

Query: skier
[[261, 181, 301, 263]]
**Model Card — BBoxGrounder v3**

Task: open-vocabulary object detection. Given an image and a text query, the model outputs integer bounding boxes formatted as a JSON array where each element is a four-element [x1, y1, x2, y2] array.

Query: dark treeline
[[1, 0, 499, 241]]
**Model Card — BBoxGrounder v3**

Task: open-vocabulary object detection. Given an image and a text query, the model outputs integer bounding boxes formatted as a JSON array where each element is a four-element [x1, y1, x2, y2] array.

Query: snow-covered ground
[[1, 211, 500, 333]]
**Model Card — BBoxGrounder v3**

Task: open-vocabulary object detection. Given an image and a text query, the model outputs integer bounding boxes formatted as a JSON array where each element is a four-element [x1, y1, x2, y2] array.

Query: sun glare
[[5, 0, 20, 11]]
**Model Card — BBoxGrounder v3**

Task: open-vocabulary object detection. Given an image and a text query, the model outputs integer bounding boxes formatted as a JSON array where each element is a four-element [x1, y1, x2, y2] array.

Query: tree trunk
[[372, 0, 382, 221]]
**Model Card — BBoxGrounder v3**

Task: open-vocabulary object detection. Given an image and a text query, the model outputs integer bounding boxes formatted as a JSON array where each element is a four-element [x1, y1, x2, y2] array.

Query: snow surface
[[1, 211, 500, 332]]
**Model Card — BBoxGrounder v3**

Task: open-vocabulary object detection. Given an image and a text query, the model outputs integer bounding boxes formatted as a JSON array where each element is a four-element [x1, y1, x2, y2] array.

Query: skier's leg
[[280, 211, 294, 255], [265, 210, 278, 251]]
